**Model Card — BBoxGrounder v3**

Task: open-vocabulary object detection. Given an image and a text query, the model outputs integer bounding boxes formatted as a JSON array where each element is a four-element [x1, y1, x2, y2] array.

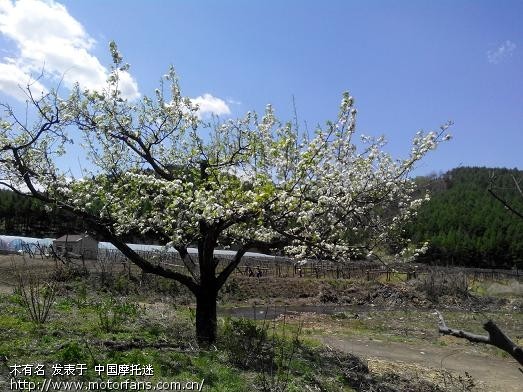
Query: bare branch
[[487, 188, 523, 220], [487, 172, 523, 220], [512, 175, 523, 199], [436, 310, 523, 368], [215, 238, 287, 290]]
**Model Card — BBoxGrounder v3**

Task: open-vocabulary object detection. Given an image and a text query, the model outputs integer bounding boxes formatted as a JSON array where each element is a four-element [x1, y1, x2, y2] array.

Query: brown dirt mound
[[222, 276, 512, 311]]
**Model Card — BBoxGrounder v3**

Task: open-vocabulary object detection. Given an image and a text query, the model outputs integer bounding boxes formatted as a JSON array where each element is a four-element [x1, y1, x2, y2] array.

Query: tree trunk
[[195, 224, 219, 345], [195, 288, 218, 345]]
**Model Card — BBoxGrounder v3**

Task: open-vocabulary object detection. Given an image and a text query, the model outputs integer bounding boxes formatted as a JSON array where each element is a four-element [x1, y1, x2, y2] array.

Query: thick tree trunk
[[195, 288, 218, 345], [195, 225, 219, 346]]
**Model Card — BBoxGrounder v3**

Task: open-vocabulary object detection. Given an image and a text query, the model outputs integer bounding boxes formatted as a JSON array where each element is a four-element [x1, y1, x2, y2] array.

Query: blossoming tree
[[0, 44, 449, 344]]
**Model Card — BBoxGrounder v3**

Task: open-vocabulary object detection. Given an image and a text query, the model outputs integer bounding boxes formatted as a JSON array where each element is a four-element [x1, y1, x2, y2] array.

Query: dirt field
[[0, 254, 56, 293], [322, 335, 522, 391]]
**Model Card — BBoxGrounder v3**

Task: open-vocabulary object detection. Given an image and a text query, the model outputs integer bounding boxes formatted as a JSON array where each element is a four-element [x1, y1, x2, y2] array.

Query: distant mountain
[[408, 167, 523, 269]]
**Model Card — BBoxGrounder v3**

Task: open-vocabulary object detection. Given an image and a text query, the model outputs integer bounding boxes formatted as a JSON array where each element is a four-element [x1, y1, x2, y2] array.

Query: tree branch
[[215, 238, 287, 290], [174, 245, 199, 282], [95, 227, 199, 294], [487, 188, 523, 220], [436, 310, 523, 368]]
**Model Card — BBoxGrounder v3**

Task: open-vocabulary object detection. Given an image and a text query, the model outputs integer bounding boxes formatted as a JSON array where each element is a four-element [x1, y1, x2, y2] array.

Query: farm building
[[53, 234, 98, 259]]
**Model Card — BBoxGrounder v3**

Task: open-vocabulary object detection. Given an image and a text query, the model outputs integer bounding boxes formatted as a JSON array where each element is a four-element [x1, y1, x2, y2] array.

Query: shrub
[[17, 274, 58, 325], [219, 314, 303, 391], [58, 341, 85, 363], [50, 265, 89, 282], [414, 269, 469, 302], [219, 317, 273, 370]]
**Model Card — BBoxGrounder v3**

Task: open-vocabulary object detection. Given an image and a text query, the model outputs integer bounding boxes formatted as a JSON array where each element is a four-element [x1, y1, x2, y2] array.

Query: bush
[[50, 265, 89, 282], [219, 314, 304, 391], [219, 317, 273, 370], [17, 274, 58, 325], [58, 341, 85, 363]]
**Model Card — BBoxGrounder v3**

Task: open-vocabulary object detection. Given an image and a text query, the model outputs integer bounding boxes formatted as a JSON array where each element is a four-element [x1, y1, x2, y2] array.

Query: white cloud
[[191, 93, 231, 117], [0, 0, 140, 100], [0, 62, 46, 100], [487, 40, 516, 64]]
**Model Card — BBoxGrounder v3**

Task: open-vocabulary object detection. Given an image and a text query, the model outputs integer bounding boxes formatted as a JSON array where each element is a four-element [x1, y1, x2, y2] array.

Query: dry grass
[[368, 359, 485, 391]]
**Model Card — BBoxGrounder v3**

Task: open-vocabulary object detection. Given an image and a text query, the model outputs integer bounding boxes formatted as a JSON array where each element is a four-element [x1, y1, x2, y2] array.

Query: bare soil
[[222, 274, 521, 313], [321, 335, 522, 392], [0, 255, 57, 293]]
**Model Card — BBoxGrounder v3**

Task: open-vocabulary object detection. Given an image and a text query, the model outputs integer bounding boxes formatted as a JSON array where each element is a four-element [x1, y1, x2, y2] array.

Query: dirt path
[[321, 335, 522, 392]]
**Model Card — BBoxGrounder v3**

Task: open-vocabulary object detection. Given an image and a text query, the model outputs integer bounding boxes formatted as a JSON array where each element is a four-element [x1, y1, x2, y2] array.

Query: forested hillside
[[408, 167, 523, 268]]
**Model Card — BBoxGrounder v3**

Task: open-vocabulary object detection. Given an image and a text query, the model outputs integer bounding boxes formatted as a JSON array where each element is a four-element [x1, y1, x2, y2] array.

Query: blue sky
[[0, 0, 522, 175]]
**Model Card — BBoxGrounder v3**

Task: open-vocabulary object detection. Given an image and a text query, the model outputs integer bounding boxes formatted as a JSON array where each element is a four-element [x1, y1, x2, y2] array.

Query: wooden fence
[[95, 248, 522, 282]]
